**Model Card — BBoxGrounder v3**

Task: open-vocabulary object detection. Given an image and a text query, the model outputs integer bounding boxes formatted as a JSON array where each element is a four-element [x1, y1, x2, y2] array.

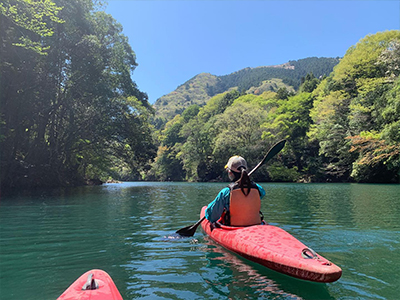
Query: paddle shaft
[[248, 139, 286, 176], [176, 139, 286, 236]]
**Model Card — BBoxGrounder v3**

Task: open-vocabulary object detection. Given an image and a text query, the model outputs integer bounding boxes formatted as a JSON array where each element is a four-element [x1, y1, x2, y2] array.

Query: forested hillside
[[153, 57, 340, 127], [153, 73, 219, 129], [1, 0, 399, 192], [149, 31, 400, 183]]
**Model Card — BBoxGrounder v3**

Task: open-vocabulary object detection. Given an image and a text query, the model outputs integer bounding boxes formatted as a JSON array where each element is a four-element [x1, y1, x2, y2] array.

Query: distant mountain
[[153, 57, 340, 126], [153, 73, 219, 125]]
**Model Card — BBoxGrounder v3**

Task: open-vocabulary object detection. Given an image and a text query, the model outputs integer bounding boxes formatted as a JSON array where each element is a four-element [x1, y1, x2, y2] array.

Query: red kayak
[[57, 269, 123, 300], [200, 206, 342, 282]]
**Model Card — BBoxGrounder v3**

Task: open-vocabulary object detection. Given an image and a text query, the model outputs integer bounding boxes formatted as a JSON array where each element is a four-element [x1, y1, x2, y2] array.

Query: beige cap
[[225, 156, 248, 173]]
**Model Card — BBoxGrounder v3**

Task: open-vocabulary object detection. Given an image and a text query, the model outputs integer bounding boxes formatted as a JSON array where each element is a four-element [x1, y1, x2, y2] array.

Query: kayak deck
[[57, 269, 123, 300], [200, 206, 342, 282]]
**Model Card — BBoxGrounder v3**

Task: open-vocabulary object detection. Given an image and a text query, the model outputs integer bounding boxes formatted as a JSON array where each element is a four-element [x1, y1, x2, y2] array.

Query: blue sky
[[104, 0, 400, 104]]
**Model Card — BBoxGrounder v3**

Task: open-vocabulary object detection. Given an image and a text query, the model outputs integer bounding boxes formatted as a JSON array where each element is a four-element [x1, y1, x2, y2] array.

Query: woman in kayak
[[205, 156, 266, 226]]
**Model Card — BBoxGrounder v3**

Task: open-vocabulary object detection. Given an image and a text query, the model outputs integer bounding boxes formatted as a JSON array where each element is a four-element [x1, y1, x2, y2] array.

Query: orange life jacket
[[229, 184, 261, 226]]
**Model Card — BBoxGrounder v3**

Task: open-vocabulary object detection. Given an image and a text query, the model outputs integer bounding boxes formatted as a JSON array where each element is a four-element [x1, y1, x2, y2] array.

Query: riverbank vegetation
[[1, 1, 399, 193], [0, 0, 156, 192]]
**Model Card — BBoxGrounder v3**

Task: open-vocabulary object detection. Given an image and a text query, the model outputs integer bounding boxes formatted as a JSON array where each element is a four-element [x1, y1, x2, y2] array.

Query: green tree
[[260, 92, 315, 181], [300, 72, 320, 93], [310, 30, 400, 182], [179, 117, 218, 181], [148, 115, 185, 181], [0, 0, 64, 55], [276, 87, 290, 100], [348, 132, 400, 182], [1, 0, 155, 191], [212, 102, 269, 173], [381, 77, 400, 143], [376, 39, 400, 79]]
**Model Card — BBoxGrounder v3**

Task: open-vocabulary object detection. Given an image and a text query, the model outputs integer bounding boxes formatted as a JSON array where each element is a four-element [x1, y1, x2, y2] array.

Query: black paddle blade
[[175, 225, 198, 237], [176, 216, 205, 237], [248, 139, 286, 176]]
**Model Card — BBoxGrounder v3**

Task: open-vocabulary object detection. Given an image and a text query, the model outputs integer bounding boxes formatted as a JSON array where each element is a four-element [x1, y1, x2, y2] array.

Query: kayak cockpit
[[213, 220, 267, 231]]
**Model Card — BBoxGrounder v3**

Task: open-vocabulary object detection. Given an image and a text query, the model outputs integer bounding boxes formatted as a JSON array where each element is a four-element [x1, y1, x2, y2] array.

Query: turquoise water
[[0, 182, 399, 299]]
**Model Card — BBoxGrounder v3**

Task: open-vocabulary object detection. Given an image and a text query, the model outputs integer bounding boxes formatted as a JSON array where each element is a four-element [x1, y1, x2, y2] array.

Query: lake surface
[[1, 182, 399, 299]]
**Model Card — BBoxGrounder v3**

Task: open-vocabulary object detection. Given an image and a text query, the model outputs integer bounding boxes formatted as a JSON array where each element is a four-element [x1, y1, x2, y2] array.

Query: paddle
[[248, 139, 286, 176], [176, 139, 286, 237]]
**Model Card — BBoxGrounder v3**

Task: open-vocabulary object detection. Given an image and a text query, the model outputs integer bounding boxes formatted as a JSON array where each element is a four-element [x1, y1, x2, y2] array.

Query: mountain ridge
[[153, 56, 340, 126]]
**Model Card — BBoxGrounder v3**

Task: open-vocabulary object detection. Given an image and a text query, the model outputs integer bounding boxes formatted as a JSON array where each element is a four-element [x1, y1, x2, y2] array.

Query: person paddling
[[205, 156, 266, 226]]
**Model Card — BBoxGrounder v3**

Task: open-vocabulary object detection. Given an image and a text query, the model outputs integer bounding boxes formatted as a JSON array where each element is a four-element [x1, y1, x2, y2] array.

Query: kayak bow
[[200, 206, 342, 283], [57, 269, 123, 300]]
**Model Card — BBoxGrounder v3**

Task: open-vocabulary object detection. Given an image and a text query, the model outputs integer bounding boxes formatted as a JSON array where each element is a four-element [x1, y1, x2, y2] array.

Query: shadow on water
[[199, 237, 335, 300]]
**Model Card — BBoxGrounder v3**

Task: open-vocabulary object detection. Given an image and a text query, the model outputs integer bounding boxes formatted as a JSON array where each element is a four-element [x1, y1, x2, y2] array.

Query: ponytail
[[236, 168, 251, 196]]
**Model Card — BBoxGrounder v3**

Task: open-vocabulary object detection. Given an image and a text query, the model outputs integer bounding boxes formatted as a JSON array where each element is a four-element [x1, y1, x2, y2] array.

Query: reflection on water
[[202, 238, 304, 299], [201, 237, 336, 300]]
